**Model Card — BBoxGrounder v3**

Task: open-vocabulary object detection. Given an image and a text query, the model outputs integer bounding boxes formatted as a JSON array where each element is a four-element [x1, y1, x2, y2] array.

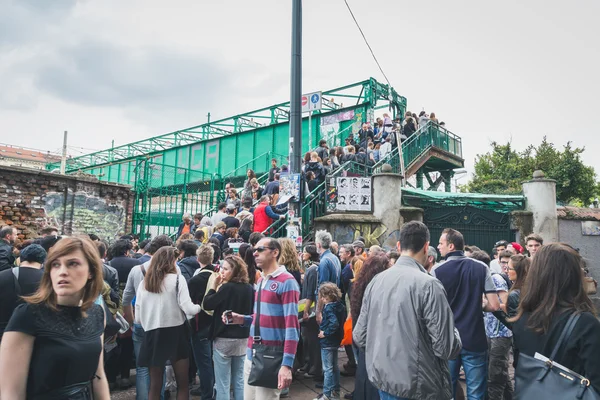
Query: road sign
[[302, 91, 322, 113]]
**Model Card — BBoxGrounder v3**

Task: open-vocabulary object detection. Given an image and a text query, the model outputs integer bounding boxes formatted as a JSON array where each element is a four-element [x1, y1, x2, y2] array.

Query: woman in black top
[[511, 243, 600, 394], [0, 237, 110, 399], [493, 254, 531, 330], [203, 255, 253, 400]]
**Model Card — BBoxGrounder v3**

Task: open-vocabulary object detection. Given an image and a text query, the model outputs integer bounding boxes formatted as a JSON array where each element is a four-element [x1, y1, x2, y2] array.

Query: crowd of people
[[0, 184, 599, 400]]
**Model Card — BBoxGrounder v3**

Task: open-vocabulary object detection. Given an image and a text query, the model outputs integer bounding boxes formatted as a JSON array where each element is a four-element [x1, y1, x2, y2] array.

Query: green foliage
[[464, 137, 599, 206]]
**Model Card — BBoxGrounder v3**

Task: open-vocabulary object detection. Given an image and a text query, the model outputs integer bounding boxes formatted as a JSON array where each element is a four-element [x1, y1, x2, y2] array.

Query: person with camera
[[202, 255, 254, 400]]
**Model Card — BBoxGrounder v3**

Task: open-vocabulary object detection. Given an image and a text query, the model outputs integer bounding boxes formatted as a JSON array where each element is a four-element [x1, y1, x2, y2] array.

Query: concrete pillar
[[522, 170, 558, 243], [372, 172, 403, 232]]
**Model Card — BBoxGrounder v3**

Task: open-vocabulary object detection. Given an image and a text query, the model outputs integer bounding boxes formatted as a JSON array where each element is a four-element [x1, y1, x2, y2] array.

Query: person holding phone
[[203, 255, 254, 400]]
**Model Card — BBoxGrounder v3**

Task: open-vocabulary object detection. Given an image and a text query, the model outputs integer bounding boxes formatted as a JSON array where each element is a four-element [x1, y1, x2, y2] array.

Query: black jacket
[[203, 282, 254, 340], [109, 256, 142, 289], [102, 264, 120, 307], [0, 241, 15, 272], [178, 256, 200, 282], [304, 161, 326, 183], [355, 152, 374, 166], [340, 153, 356, 164], [187, 265, 216, 338]]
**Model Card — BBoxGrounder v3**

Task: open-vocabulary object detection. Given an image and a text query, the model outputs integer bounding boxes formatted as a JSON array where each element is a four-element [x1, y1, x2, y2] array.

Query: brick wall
[[0, 165, 133, 243]]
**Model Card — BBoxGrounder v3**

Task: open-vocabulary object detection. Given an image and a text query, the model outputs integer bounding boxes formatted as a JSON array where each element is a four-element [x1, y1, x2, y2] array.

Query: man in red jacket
[[253, 195, 285, 233]]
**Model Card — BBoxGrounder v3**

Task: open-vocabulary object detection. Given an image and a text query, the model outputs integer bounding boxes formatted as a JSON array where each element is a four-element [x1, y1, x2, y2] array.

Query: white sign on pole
[[301, 91, 322, 113]]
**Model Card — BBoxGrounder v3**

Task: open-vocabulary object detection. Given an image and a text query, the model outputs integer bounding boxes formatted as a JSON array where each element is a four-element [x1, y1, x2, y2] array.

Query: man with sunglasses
[[227, 238, 300, 399]]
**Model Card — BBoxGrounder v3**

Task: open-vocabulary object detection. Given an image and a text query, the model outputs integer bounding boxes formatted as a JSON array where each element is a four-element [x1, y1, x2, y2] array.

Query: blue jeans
[[213, 347, 244, 400], [449, 349, 488, 400], [133, 324, 165, 400], [378, 390, 410, 400], [321, 347, 340, 397], [133, 324, 151, 400], [191, 333, 215, 400]]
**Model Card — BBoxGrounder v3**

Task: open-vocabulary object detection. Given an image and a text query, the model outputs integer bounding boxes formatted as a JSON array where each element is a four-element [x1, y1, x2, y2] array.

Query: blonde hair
[[278, 238, 301, 272], [25, 236, 104, 317]]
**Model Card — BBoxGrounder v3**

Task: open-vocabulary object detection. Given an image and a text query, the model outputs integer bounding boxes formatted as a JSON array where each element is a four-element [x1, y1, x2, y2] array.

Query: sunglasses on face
[[253, 246, 273, 253]]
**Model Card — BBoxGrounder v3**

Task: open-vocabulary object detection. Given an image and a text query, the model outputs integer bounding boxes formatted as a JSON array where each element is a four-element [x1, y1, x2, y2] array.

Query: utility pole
[[286, 0, 303, 249], [289, 0, 302, 173], [60, 131, 68, 174]]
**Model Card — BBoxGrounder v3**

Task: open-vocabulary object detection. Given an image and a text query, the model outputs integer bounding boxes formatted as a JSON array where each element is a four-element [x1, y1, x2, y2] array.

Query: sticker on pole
[[302, 91, 322, 113]]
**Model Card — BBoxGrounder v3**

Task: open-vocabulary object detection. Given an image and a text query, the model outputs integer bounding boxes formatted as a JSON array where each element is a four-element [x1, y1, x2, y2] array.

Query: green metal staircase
[[262, 122, 464, 242]]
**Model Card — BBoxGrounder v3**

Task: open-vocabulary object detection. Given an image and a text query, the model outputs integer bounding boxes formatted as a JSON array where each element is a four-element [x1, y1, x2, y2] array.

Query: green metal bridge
[[47, 77, 464, 239]]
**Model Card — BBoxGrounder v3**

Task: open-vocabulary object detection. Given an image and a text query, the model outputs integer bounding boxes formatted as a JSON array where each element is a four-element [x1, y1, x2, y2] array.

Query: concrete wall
[[0, 165, 133, 243], [558, 219, 600, 308]]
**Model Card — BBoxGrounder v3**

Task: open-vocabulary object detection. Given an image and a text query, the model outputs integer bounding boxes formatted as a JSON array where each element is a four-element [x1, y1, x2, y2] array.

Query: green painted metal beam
[[48, 77, 407, 172]]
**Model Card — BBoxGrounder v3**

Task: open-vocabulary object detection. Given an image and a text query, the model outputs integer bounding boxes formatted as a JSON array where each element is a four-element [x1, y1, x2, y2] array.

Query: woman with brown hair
[[203, 255, 254, 400], [494, 254, 531, 329], [243, 169, 257, 195], [135, 246, 201, 400], [350, 252, 389, 400], [279, 238, 302, 287], [0, 236, 110, 399], [511, 243, 600, 393]]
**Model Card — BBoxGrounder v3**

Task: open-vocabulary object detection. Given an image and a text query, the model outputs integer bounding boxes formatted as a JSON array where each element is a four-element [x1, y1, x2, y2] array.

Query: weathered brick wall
[[0, 165, 133, 243]]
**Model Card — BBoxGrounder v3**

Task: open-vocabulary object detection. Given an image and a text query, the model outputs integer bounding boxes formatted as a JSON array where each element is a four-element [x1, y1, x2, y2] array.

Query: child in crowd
[[315, 283, 346, 400]]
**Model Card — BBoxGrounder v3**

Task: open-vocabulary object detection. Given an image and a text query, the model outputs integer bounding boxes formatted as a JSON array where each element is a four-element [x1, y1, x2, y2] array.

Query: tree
[[463, 137, 599, 206]]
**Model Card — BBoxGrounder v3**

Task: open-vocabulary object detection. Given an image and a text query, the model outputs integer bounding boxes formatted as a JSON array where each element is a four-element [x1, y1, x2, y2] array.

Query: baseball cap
[[226, 204, 236, 211]]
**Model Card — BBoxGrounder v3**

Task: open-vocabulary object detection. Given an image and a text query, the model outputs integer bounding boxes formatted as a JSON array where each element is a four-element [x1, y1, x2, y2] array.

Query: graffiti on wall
[[328, 221, 401, 251], [43, 190, 126, 241]]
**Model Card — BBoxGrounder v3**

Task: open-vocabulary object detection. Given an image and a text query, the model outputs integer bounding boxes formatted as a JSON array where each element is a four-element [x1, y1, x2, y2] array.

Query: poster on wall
[[335, 177, 371, 212], [279, 173, 301, 203], [581, 221, 600, 236]]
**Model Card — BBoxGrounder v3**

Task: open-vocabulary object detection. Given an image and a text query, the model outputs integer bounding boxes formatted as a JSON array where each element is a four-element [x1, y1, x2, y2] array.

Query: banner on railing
[[328, 177, 372, 212]]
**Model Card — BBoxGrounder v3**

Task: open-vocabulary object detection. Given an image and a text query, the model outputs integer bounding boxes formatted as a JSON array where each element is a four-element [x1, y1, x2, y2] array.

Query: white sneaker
[[313, 394, 330, 400]]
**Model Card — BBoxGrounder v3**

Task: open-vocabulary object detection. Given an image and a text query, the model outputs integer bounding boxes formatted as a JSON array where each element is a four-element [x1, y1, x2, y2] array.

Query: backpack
[[492, 272, 513, 291]]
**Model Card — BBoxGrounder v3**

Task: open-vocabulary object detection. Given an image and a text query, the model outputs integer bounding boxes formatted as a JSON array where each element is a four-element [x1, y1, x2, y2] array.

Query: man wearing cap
[[352, 240, 367, 260], [0, 244, 46, 341], [222, 204, 241, 229]]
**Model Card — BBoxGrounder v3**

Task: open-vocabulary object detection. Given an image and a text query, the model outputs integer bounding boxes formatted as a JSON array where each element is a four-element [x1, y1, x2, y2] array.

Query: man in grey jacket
[[353, 221, 462, 400]]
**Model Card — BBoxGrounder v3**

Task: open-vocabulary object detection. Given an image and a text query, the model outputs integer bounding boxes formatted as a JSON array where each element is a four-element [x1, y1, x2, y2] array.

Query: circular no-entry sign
[[301, 96, 308, 106]]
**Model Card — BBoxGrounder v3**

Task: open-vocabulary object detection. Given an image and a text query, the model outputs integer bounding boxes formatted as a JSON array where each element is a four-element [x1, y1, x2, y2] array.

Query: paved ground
[[111, 350, 355, 400]]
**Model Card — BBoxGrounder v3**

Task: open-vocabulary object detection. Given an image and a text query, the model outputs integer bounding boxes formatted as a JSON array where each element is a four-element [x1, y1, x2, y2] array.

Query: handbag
[[247, 279, 284, 389], [515, 313, 600, 399]]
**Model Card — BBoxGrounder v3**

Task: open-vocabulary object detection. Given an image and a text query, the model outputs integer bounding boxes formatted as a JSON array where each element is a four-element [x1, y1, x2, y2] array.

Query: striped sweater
[[243, 266, 300, 368]]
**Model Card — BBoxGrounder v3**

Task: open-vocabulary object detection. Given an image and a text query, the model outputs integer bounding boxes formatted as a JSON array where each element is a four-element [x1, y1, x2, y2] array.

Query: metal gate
[[423, 205, 515, 254]]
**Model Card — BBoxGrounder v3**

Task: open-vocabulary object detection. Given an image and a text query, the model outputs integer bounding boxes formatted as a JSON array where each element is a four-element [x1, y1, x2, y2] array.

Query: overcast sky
[[2, 0, 599, 180]]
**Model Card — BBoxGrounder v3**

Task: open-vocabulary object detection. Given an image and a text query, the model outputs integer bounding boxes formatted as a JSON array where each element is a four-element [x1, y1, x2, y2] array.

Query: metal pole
[[288, 0, 303, 247], [308, 111, 312, 150], [289, 0, 302, 174], [60, 131, 68, 174]]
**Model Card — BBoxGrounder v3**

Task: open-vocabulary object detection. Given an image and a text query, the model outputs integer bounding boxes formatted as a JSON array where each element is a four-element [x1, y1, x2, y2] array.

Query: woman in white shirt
[[135, 246, 201, 400]]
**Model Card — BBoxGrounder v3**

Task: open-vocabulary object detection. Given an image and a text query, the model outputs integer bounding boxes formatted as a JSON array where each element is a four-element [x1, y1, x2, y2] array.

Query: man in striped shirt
[[228, 237, 300, 400]]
